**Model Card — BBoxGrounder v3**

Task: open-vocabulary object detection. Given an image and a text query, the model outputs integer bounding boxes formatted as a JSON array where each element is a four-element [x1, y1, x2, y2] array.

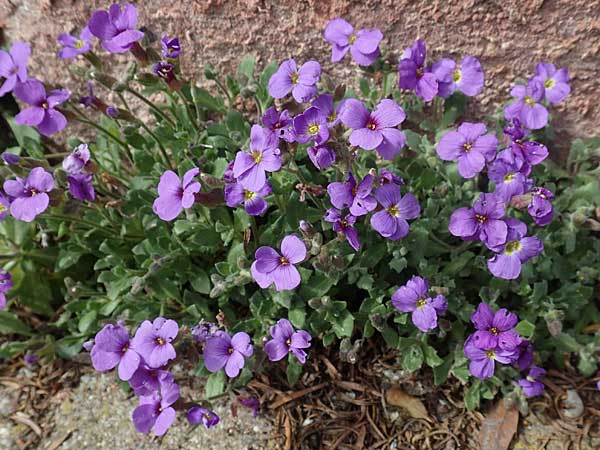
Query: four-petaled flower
[[464, 334, 518, 379], [187, 407, 220, 428], [293, 106, 330, 144], [131, 317, 179, 368], [323, 208, 360, 251], [432, 56, 484, 98], [251, 235, 307, 291], [233, 125, 281, 191], [264, 318, 312, 364], [398, 40, 438, 101], [0, 41, 29, 97], [91, 323, 140, 380], [370, 184, 420, 241], [203, 331, 254, 378], [132, 372, 179, 436], [88, 2, 144, 54], [391, 275, 447, 332], [487, 223, 543, 280], [532, 62, 570, 105], [224, 180, 272, 216], [3, 167, 54, 222], [14, 79, 70, 136], [504, 79, 548, 130], [57, 27, 93, 60], [470, 302, 521, 350], [268, 59, 321, 103], [153, 168, 201, 221], [518, 366, 546, 397], [323, 18, 383, 66], [161, 35, 181, 58], [327, 172, 377, 217]]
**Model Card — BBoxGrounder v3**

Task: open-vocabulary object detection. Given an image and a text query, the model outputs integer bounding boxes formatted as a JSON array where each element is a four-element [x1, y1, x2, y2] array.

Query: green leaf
[[286, 357, 303, 386], [0, 311, 32, 336], [289, 308, 306, 329], [237, 56, 256, 82], [78, 310, 97, 334], [205, 370, 226, 399], [402, 344, 424, 372], [190, 269, 211, 295], [433, 355, 453, 386], [191, 86, 226, 113], [464, 381, 481, 411], [331, 311, 354, 338], [514, 320, 535, 339], [422, 344, 444, 368], [55, 336, 86, 359]]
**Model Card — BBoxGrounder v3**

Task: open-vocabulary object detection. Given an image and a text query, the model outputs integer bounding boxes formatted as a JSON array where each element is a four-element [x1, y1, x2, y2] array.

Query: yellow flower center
[[244, 190, 256, 200], [41, 102, 49, 110], [156, 337, 165, 346], [252, 151, 263, 164], [30, 188, 39, 196], [452, 68, 462, 83], [504, 240, 522, 255], [167, 47, 174, 55], [416, 297, 427, 309], [485, 349, 496, 359], [463, 142, 473, 152], [349, 34, 357, 44], [489, 327, 499, 336], [0, 204, 5, 213], [544, 78, 555, 89], [290, 72, 299, 84], [524, 96, 535, 107], [327, 113, 336, 122], [475, 214, 487, 224], [74, 40, 85, 49], [204, 413, 212, 420], [285, 338, 291, 346], [504, 173, 514, 183], [279, 256, 290, 266], [307, 124, 320, 135], [366, 122, 377, 130], [387, 205, 399, 217], [228, 347, 234, 355]]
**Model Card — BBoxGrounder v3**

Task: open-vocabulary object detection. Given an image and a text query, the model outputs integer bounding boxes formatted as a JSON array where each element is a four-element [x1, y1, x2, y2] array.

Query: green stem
[[138, 121, 173, 170], [117, 92, 132, 112], [427, 231, 456, 251], [125, 88, 176, 128], [213, 78, 232, 105], [286, 161, 326, 211], [42, 213, 116, 236], [176, 90, 201, 134]]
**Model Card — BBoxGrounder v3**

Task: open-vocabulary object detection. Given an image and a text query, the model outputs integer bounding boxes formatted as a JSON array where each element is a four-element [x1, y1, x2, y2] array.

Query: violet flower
[[0, 270, 12, 310], [339, 98, 406, 160], [268, 59, 321, 103], [532, 62, 570, 104], [238, 397, 260, 418], [191, 320, 219, 344], [57, 27, 93, 60], [0, 41, 29, 97], [518, 366, 546, 397], [470, 302, 521, 351], [161, 35, 181, 58], [487, 154, 530, 203], [129, 366, 169, 397], [464, 334, 518, 379], [516, 340, 534, 371], [264, 318, 312, 364], [14, 79, 70, 136], [527, 186, 554, 226], [233, 125, 281, 191], [432, 56, 484, 98], [3, 167, 54, 222], [370, 184, 420, 241], [398, 40, 438, 101], [293, 106, 329, 144], [323, 18, 383, 66], [63, 144, 91, 174], [90, 323, 140, 380], [224, 180, 272, 216], [131, 317, 179, 368], [487, 226, 543, 280], [68, 173, 96, 201], [503, 119, 548, 174], [323, 208, 360, 251], [391, 275, 447, 332], [24, 354, 38, 366], [187, 407, 220, 428], [327, 172, 377, 217], [436, 122, 498, 179], [0, 192, 10, 222], [311, 94, 346, 127], [2, 152, 20, 165], [307, 143, 336, 170], [251, 235, 307, 291], [88, 2, 144, 54], [261, 107, 295, 143], [203, 330, 254, 378], [132, 372, 179, 436], [448, 193, 508, 249], [152, 167, 201, 221], [504, 79, 548, 130], [377, 169, 404, 186]]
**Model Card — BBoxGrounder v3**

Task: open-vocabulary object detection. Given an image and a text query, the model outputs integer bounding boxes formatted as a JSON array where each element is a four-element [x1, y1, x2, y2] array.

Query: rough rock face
[[2, 0, 599, 154]]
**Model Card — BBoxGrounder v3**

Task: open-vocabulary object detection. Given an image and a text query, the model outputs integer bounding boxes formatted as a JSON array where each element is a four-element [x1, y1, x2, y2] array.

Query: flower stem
[[125, 88, 176, 128], [137, 121, 173, 170]]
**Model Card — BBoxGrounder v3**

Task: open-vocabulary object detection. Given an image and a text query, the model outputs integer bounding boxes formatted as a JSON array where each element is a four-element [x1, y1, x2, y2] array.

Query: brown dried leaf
[[478, 400, 519, 450], [385, 386, 431, 422]]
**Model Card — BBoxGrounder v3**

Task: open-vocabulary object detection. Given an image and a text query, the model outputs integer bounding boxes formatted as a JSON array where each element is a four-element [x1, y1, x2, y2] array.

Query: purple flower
[[264, 318, 312, 364], [88, 2, 144, 54], [24, 354, 38, 365], [152, 167, 201, 221], [448, 193, 508, 249], [238, 397, 260, 418], [268, 59, 321, 103], [129, 366, 168, 396], [0, 191, 10, 222], [323, 18, 383, 66], [153, 61, 175, 80], [470, 302, 521, 351], [131, 317, 179, 369], [377, 169, 404, 186], [224, 180, 272, 216], [261, 107, 295, 142], [487, 226, 543, 280], [307, 143, 336, 170], [516, 340, 534, 371], [327, 172, 377, 217], [432, 56, 484, 98], [398, 40, 438, 101], [233, 125, 281, 191], [90, 323, 140, 380], [324, 208, 360, 251], [68, 173, 96, 201], [191, 320, 219, 344], [161, 35, 181, 58], [436, 122, 498, 179], [391, 276, 447, 332], [487, 155, 530, 202], [2, 152, 20, 165], [3, 167, 54, 222], [14, 79, 69, 136], [464, 334, 518, 379], [518, 366, 546, 397], [63, 144, 91, 174], [532, 62, 570, 104], [527, 187, 554, 226], [223, 160, 235, 184], [132, 372, 179, 436], [57, 27, 93, 60], [339, 98, 406, 160], [311, 94, 346, 127], [203, 331, 253, 378], [504, 79, 548, 130], [293, 106, 329, 144], [0, 42, 29, 97], [0, 270, 13, 294], [502, 120, 548, 175], [251, 235, 306, 291], [187, 407, 219, 428], [370, 184, 420, 241]]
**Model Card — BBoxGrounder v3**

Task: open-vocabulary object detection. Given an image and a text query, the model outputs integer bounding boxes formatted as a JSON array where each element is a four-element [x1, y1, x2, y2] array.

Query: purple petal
[[416, 73, 438, 101], [36, 109, 67, 136], [412, 304, 437, 332], [15, 107, 44, 126], [272, 264, 301, 291], [471, 302, 494, 329], [437, 131, 465, 161], [88, 10, 118, 39], [323, 18, 353, 46], [349, 128, 382, 150], [488, 253, 522, 279], [251, 261, 273, 288], [10, 194, 49, 222], [280, 235, 306, 264], [339, 98, 370, 129], [264, 339, 289, 361], [370, 209, 397, 237], [268, 59, 296, 99], [372, 99, 405, 128], [224, 351, 245, 378], [448, 207, 478, 238], [132, 403, 158, 433], [353, 29, 382, 54], [255, 246, 281, 273], [397, 192, 420, 220], [457, 149, 486, 179], [118, 349, 140, 381], [374, 184, 400, 208]]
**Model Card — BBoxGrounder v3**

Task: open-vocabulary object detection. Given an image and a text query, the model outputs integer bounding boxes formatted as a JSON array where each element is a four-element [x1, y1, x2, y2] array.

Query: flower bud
[[204, 64, 219, 80]]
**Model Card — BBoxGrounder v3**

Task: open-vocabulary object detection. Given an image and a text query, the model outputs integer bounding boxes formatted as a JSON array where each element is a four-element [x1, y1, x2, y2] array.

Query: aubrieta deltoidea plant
[[1, 2, 599, 437]]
